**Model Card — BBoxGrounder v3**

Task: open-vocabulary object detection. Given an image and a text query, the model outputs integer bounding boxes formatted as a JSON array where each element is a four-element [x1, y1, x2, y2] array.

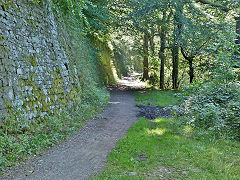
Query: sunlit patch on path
[[108, 73, 147, 91]]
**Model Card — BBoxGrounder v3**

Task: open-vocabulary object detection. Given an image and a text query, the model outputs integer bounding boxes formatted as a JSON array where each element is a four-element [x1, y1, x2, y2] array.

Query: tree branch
[[180, 47, 195, 61], [195, 0, 230, 12]]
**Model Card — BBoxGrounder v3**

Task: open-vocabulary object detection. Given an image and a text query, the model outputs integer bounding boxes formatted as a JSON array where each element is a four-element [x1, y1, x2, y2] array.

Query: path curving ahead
[[3, 75, 145, 180]]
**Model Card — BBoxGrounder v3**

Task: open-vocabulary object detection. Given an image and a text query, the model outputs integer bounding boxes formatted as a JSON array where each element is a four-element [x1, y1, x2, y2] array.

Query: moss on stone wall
[[0, 0, 15, 11], [0, 0, 112, 174], [0, 0, 83, 122], [0, 0, 113, 127], [0, 35, 4, 43]]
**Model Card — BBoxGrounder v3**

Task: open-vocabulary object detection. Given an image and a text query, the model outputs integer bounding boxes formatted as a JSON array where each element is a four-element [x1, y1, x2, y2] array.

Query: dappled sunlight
[[183, 125, 193, 137], [99, 88, 240, 179], [118, 73, 147, 89], [153, 118, 167, 123], [147, 128, 167, 136], [108, 73, 147, 91]]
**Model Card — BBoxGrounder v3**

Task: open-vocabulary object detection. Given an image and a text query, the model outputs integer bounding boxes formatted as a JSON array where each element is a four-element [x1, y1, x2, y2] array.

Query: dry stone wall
[[0, 0, 79, 123]]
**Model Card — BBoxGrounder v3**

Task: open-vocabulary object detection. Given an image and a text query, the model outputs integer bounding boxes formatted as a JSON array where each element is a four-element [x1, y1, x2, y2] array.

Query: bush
[[0, 14, 113, 175], [179, 82, 240, 140], [0, 87, 109, 174]]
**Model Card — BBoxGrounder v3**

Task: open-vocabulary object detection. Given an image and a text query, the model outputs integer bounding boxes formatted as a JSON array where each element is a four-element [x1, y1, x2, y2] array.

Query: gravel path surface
[[2, 75, 144, 180]]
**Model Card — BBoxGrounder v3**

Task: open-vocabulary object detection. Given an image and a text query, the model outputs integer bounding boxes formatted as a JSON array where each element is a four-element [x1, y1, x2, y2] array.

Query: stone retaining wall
[[0, 0, 79, 123]]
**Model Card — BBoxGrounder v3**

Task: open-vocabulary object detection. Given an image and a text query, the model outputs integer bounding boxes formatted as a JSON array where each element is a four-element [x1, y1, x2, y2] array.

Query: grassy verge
[[134, 90, 180, 106], [0, 88, 109, 175], [94, 90, 240, 179]]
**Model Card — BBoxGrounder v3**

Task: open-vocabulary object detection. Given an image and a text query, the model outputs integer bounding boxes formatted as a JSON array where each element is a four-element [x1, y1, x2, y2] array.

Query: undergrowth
[[134, 90, 180, 106], [94, 90, 240, 179], [179, 81, 240, 140], [0, 8, 114, 175], [0, 88, 109, 174]]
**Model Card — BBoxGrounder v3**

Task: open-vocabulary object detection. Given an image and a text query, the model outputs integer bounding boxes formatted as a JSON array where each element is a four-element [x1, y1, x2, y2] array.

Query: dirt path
[[3, 74, 145, 180]]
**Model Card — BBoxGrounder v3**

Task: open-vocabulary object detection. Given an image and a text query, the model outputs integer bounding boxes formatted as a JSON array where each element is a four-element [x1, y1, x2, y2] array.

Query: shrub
[[0, 87, 109, 174], [179, 82, 240, 140]]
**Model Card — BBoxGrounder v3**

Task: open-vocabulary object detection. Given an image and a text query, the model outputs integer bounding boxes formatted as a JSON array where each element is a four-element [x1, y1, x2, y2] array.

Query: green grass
[[94, 90, 240, 179], [134, 90, 180, 106], [0, 88, 110, 175]]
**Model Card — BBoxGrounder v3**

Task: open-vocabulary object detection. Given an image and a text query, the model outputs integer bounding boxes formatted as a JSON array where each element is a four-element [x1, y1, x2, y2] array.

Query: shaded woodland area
[[110, 0, 240, 89], [0, 0, 240, 176], [109, 0, 240, 140], [48, 0, 239, 89]]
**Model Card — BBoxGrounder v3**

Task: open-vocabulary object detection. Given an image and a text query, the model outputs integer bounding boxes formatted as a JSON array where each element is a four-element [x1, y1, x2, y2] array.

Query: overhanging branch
[[195, 0, 230, 12]]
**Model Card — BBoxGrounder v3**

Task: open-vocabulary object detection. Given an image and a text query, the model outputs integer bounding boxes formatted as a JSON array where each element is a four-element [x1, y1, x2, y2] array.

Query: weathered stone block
[[0, 0, 79, 122]]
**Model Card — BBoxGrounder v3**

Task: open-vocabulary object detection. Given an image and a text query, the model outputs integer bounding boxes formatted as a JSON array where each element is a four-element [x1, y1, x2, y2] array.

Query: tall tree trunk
[[172, 43, 179, 89], [171, 4, 183, 90], [158, 12, 167, 89], [235, 14, 240, 79], [149, 29, 155, 55], [159, 28, 166, 89], [235, 14, 240, 56], [143, 32, 149, 80], [181, 48, 195, 84], [189, 59, 194, 83]]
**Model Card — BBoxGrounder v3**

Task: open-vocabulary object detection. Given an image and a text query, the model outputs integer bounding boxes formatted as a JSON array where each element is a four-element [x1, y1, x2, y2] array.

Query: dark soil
[[137, 104, 172, 120]]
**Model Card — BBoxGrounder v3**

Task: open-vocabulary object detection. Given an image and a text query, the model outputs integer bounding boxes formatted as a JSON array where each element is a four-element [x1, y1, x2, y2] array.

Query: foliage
[[28, 0, 111, 35], [178, 28, 240, 140], [82, 0, 111, 33], [179, 82, 240, 139], [88, 33, 116, 84], [0, 1, 114, 174], [111, 0, 239, 89], [111, 32, 144, 78], [94, 90, 240, 179], [0, 88, 109, 174], [112, 41, 130, 78], [48, 0, 90, 30]]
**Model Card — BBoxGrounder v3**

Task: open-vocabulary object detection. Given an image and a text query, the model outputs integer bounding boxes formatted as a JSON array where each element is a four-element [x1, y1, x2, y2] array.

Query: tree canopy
[[32, 0, 240, 139]]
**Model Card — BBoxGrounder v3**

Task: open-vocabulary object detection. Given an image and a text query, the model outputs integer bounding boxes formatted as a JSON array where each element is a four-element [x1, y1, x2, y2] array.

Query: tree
[[195, 0, 240, 63], [110, 0, 239, 88], [142, 32, 150, 80], [159, 12, 167, 89], [235, 14, 240, 57]]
